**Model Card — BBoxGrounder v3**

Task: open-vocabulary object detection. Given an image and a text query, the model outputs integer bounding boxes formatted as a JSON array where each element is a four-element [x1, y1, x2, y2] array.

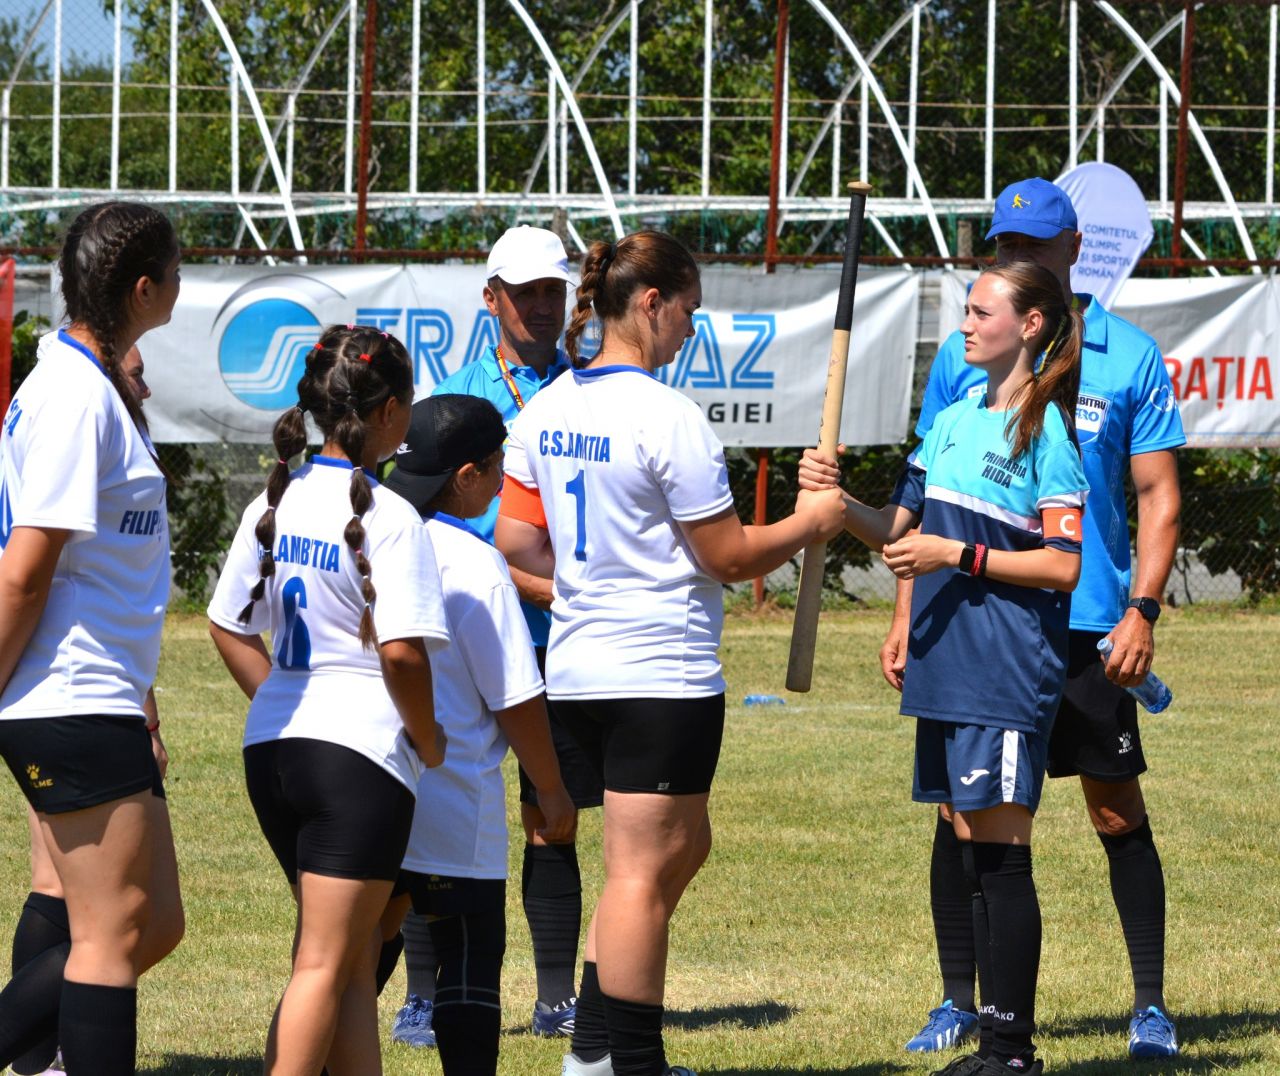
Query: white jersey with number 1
[[503, 365, 734, 701]]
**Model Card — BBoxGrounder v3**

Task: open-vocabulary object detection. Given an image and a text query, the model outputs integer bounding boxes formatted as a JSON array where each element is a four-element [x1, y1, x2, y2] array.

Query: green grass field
[[1, 607, 1276, 1075]]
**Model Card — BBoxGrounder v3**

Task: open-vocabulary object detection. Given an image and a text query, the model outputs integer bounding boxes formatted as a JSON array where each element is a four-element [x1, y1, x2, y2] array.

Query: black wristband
[[957, 543, 976, 574]]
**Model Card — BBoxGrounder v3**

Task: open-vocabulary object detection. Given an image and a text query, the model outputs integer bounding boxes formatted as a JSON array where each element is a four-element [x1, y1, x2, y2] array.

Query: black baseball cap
[[382, 395, 507, 515]]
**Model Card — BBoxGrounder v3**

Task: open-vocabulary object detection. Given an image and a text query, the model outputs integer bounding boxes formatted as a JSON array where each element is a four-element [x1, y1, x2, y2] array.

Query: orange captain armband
[[499, 475, 548, 529], [1042, 505, 1083, 542]]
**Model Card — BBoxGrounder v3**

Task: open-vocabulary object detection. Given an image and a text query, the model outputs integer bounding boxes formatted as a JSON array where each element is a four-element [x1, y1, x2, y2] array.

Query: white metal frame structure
[[1, 0, 1276, 261]]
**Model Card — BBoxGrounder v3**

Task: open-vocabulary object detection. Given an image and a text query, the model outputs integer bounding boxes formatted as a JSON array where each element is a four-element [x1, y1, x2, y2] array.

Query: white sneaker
[[561, 1053, 614, 1076]]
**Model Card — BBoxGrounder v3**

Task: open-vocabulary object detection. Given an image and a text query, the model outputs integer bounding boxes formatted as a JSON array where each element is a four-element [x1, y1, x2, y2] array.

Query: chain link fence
[[727, 449, 1277, 608]]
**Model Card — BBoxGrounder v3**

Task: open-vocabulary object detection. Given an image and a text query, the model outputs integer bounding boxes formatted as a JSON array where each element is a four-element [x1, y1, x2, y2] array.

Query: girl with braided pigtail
[[209, 325, 449, 1076], [0, 201, 182, 1076]]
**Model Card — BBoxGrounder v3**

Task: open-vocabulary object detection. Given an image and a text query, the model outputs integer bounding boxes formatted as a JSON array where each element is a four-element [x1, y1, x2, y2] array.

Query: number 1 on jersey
[[565, 470, 587, 562]]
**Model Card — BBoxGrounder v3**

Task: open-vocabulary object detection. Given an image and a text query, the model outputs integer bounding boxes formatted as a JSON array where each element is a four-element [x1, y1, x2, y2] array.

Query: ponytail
[[979, 262, 1084, 459], [564, 231, 699, 368]]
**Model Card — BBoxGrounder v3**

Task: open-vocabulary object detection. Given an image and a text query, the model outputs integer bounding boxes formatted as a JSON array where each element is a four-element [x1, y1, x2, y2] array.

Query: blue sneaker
[[533, 997, 577, 1038], [906, 1000, 980, 1052], [1129, 1005, 1178, 1059], [391, 994, 436, 1048]]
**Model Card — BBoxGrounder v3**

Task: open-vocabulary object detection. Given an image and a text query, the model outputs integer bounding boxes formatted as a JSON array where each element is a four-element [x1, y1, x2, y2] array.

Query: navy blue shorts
[[913, 719, 1050, 814]]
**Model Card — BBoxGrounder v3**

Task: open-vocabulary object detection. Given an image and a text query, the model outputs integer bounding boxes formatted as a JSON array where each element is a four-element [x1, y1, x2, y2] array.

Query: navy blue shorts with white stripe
[[912, 718, 1050, 814]]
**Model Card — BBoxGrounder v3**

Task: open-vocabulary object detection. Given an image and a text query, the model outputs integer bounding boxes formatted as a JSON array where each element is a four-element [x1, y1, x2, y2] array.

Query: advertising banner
[[116, 264, 919, 448], [1112, 275, 1278, 447]]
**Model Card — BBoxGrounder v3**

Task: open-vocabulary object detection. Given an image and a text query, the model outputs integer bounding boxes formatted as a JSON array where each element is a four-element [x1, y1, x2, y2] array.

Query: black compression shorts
[[553, 694, 725, 795], [244, 738, 415, 883]]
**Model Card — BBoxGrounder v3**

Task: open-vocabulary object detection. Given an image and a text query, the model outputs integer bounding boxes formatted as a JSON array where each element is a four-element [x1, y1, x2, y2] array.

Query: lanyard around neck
[[494, 346, 527, 412]]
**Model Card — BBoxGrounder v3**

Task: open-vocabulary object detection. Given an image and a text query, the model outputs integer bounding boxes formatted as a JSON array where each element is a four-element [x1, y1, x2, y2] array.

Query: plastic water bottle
[[743, 694, 786, 707], [1096, 637, 1173, 713]]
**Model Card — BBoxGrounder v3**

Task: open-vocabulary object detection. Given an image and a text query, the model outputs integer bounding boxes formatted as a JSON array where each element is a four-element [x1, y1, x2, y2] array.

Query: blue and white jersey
[[208, 457, 450, 791], [916, 294, 1185, 632], [893, 395, 1089, 736], [503, 365, 735, 700], [0, 331, 168, 721], [432, 346, 569, 648]]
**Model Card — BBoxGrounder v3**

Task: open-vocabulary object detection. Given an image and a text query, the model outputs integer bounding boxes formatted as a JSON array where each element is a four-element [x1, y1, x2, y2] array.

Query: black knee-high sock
[[402, 910, 437, 1003], [961, 841, 995, 1059], [522, 843, 583, 1006], [971, 842, 1041, 1066], [59, 981, 136, 1076], [1098, 816, 1166, 1012], [429, 910, 504, 1076], [1, 893, 69, 1073], [931, 814, 977, 1012], [376, 932, 405, 997], [601, 992, 664, 1076], [570, 961, 610, 1063]]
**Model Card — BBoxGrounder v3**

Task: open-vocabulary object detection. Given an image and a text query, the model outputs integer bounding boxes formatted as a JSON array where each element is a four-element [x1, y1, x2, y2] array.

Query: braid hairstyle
[[983, 261, 1085, 460], [564, 230, 700, 367], [238, 325, 413, 650], [59, 201, 177, 435]]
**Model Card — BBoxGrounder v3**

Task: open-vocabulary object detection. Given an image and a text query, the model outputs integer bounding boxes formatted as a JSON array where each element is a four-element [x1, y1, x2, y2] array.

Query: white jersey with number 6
[[208, 457, 449, 791], [504, 365, 734, 700]]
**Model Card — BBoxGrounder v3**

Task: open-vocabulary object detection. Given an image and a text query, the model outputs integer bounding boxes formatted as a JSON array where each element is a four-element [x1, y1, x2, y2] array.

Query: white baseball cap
[[486, 225, 576, 286]]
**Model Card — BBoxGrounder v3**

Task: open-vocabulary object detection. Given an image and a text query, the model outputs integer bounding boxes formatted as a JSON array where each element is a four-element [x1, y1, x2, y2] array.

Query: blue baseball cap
[[985, 177, 1078, 240]]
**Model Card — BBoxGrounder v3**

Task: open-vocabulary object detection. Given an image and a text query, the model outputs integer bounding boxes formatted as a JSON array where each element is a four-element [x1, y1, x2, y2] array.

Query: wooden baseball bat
[[785, 180, 872, 693]]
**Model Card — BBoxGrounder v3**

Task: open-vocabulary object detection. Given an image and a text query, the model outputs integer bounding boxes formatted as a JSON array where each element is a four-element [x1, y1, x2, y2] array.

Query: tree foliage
[[2, 1, 1277, 256]]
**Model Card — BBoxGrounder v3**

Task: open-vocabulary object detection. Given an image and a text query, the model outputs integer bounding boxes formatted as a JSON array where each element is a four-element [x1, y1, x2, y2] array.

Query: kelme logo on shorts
[[25, 763, 52, 789], [215, 276, 347, 411]]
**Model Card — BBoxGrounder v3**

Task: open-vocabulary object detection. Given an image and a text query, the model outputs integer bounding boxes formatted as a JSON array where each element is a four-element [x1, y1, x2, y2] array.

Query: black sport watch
[[1127, 597, 1161, 623]]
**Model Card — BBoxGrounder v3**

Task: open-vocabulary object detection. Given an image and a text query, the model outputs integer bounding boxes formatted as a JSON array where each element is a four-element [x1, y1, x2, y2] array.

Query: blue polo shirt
[[432, 346, 569, 647], [916, 294, 1185, 633], [894, 396, 1088, 735]]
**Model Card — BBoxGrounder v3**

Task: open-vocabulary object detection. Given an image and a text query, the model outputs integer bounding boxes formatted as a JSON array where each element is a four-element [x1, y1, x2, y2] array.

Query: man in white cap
[[390, 226, 604, 1048]]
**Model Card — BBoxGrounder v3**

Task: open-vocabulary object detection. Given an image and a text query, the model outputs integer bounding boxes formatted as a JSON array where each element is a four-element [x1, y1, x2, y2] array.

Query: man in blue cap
[[888, 178, 1184, 1071]]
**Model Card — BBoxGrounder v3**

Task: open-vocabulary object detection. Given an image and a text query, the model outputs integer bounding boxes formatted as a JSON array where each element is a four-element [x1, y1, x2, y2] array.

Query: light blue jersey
[[916, 294, 1185, 632], [432, 345, 569, 647], [894, 396, 1089, 735]]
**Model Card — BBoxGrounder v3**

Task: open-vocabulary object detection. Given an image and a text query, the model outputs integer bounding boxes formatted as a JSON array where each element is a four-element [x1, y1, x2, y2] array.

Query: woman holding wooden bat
[[496, 230, 844, 1076], [800, 261, 1088, 1076]]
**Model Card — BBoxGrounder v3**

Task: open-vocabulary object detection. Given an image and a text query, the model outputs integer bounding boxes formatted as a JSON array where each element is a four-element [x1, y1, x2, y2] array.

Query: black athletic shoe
[[931, 1056, 1044, 1076], [929, 1055, 989, 1076]]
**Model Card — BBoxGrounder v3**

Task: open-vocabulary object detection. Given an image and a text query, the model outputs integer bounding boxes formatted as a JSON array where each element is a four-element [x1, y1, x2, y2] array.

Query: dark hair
[[238, 325, 415, 649], [59, 201, 178, 434], [564, 230, 700, 366], [981, 262, 1083, 459]]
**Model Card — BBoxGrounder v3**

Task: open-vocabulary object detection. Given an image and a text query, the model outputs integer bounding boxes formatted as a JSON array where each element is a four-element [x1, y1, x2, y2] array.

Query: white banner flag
[[1057, 162, 1154, 309], [95, 264, 918, 448]]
